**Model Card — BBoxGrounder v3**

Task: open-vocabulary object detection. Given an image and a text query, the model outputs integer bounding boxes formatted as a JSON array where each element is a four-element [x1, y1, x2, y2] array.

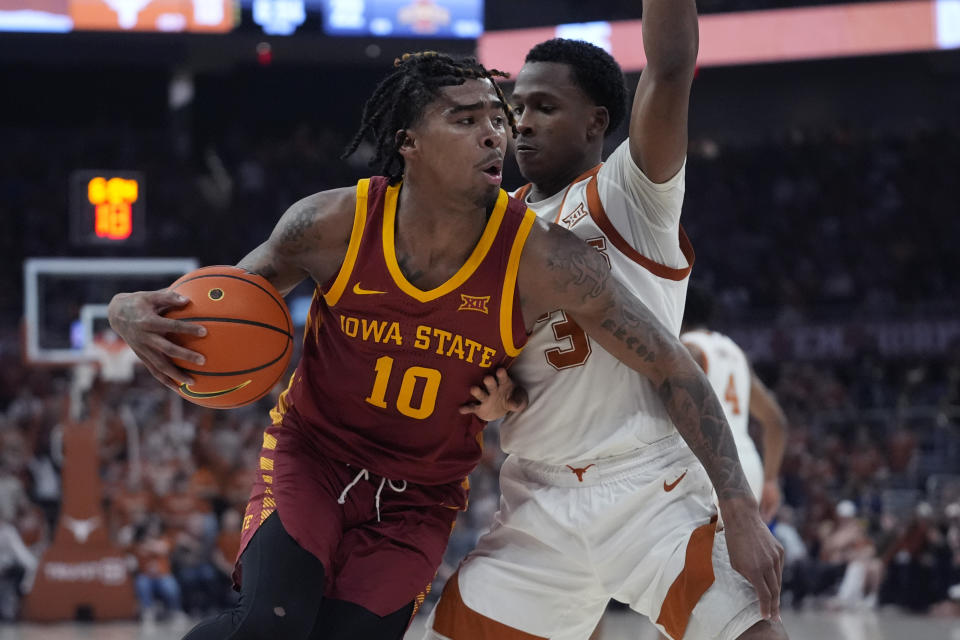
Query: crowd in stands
[[1, 67, 959, 623], [0, 331, 958, 622], [3, 119, 957, 330]]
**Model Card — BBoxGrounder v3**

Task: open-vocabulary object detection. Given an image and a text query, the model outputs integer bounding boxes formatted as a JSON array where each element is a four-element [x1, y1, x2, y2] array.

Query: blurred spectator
[[0, 513, 37, 621], [811, 500, 879, 608], [132, 516, 182, 622], [212, 508, 242, 603], [173, 513, 220, 615], [772, 505, 810, 606], [882, 502, 951, 611]]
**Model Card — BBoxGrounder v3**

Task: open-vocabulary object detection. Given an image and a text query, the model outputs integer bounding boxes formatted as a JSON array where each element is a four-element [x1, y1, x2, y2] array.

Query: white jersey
[[503, 140, 694, 464], [680, 329, 752, 448]]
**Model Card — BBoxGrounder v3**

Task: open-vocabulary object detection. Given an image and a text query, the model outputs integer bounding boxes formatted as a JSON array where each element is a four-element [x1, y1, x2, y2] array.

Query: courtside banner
[[478, 0, 960, 75]]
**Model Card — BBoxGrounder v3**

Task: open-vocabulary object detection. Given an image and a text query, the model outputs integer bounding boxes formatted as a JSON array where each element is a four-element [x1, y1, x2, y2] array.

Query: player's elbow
[[646, 31, 698, 82], [649, 50, 697, 83]]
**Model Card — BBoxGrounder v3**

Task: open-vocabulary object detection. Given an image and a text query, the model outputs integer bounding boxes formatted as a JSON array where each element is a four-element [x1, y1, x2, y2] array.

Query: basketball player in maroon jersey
[[109, 52, 781, 639]]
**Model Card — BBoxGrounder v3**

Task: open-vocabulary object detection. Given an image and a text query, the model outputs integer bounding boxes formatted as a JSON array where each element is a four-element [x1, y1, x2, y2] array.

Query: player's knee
[[736, 619, 789, 640]]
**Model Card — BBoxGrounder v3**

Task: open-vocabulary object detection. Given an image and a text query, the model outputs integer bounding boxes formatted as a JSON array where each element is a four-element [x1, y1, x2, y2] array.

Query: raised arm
[[749, 371, 789, 521], [517, 220, 783, 619], [628, 0, 699, 182], [108, 187, 356, 389]]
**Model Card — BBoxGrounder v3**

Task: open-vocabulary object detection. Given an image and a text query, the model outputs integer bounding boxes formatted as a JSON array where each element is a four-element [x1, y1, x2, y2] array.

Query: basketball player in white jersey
[[680, 286, 788, 522], [423, 1, 788, 638]]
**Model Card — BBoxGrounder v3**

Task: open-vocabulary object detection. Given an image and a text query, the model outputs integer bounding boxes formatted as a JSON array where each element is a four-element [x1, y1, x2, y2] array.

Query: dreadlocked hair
[[342, 51, 516, 185]]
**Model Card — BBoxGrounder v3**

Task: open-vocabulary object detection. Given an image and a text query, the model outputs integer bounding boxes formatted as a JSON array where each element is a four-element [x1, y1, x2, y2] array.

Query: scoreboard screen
[[0, 0, 482, 35], [69, 171, 145, 247], [320, 0, 482, 38], [0, 0, 236, 32]]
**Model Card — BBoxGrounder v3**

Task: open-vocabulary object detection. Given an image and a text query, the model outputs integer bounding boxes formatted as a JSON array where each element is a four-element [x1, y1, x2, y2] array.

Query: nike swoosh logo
[[179, 380, 252, 398], [663, 470, 687, 492], [353, 283, 386, 295]]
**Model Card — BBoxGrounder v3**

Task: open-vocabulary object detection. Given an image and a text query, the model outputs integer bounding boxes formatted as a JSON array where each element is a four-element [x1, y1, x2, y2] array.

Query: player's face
[[511, 62, 601, 187], [402, 79, 509, 209]]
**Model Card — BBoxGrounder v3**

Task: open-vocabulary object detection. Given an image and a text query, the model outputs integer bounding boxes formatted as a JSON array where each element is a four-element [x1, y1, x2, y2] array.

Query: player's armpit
[[236, 186, 357, 296]]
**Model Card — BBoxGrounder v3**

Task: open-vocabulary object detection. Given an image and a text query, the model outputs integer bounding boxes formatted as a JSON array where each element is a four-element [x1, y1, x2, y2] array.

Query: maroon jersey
[[271, 177, 535, 485]]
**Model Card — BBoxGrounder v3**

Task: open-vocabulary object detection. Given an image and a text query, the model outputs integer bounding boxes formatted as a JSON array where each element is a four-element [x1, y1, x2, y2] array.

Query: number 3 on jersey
[[543, 238, 608, 370], [365, 356, 441, 419]]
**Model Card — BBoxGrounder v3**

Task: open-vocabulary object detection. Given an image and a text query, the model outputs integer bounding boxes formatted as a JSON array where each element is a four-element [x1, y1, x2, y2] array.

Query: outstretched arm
[[109, 188, 356, 389], [628, 0, 698, 182], [518, 220, 783, 619], [749, 372, 789, 521]]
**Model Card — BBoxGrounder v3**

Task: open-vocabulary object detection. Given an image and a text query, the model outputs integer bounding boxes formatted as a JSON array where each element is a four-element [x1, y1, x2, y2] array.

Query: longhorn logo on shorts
[[566, 463, 595, 482], [458, 294, 490, 314]]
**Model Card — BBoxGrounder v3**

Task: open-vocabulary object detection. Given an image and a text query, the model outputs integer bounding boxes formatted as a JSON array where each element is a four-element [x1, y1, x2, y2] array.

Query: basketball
[[164, 265, 293, 409]]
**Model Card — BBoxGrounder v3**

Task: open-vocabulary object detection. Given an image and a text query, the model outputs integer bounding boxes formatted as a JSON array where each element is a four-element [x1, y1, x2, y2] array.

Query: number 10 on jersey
[[365, 356, 442, 419]]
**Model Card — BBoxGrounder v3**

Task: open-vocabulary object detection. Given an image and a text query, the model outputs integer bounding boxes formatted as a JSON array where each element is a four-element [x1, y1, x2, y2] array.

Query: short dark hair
[[525, 38, 628, 137], [684, 284, 715, 328], [342, 51, 515, 184]]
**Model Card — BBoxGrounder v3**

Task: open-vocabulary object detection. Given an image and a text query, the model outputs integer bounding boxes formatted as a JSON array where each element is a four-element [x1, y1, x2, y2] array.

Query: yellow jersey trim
[[500, 208, 537, 358], [269, 288, 320, 425], [382, 183, 509, 303], [269, 370, 297, 425], [324, 179, 370, 307]]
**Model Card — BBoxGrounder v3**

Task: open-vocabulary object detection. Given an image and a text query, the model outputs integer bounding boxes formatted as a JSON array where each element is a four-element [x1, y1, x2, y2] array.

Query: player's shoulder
[[273, 186, 359, 255], [597, 138, 686, 193], [296, 185, 360, 225], [295, 185, 358, 220]]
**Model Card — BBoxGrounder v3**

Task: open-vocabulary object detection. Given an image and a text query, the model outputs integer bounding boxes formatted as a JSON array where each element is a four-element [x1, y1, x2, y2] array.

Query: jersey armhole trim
[[268, 369, 299, 426], [500, 208, 537, 358], [586, 176, 695, 281], [323, 179, 369, 307], [551, 164, 603, 225]]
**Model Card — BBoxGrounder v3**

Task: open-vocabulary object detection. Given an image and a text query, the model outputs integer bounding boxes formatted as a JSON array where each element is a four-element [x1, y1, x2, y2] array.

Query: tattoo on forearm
[[597, 287, 751, 501], [547, 244, 610, 302], [658, 374, 750, 500]]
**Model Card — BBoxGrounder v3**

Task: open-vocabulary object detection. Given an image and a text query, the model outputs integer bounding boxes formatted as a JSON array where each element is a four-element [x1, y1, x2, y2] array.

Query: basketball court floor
[[1, 608, 958, 639]]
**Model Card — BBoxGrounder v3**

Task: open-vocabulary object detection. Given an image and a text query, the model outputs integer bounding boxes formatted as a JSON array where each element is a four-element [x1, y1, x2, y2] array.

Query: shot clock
[[69, 170, 145, 247]]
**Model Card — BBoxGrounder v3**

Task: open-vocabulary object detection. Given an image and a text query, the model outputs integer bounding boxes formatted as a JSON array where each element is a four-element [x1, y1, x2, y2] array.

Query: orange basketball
[[164, 266, 293, 409]]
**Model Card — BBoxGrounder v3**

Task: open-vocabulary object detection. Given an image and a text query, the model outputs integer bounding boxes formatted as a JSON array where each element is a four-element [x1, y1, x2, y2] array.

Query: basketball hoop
[[89, 330, 138, 384]]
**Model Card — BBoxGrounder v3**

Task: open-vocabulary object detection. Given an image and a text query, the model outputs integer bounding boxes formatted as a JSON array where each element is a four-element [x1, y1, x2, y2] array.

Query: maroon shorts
[[236, 421, 468, 617]]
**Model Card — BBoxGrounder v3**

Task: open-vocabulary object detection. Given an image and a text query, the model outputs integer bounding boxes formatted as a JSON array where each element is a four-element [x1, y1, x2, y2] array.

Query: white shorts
[[424, 433, 762, 640]]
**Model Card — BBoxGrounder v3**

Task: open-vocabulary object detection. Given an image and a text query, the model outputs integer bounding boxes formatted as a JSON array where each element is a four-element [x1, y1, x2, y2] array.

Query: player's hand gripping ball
[[165, 266, 293, 408]]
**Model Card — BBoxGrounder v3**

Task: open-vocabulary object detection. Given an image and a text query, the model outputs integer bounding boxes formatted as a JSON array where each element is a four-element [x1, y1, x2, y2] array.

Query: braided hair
[[342, 51, 516, 184]]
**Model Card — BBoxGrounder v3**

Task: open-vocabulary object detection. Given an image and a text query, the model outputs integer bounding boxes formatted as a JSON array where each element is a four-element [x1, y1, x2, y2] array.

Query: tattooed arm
[[109, 187, 355, 390], [517, 219, 784, 619], [236, 187, 356, 295]]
